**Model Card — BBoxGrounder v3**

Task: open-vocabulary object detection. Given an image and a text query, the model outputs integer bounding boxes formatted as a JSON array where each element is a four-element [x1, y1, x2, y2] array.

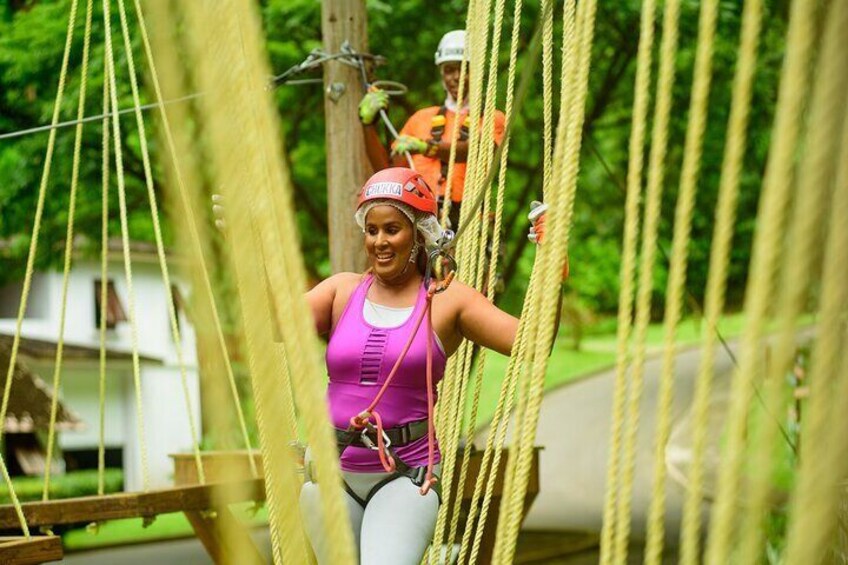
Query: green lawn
[[474, 311, 772, 428], [63, 502, 268, 551]]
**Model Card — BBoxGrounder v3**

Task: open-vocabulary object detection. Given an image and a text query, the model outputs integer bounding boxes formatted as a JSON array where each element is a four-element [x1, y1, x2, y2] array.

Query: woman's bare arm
[[454, 284, 519, 356]]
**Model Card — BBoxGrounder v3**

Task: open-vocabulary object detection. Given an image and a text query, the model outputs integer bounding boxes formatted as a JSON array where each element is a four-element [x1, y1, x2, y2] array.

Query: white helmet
[[434, 30, 466, 66]]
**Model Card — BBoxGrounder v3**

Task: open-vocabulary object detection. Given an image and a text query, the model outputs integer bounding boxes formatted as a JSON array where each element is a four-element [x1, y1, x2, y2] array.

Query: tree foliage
[[0, 0, 790, 317]]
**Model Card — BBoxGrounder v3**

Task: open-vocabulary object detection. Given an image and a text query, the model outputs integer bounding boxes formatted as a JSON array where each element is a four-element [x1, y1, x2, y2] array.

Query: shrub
[[0, 469, 123, 504]]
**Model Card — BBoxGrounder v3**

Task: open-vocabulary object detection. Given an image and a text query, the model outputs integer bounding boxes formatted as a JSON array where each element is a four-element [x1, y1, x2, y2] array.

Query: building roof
[[0, 338, 83, 433], [0, 334, 162, 364]]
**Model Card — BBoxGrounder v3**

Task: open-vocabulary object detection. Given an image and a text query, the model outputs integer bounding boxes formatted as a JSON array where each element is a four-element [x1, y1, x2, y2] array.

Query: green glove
[[392, 134, 429, 155], [358, 89, 389, 125]]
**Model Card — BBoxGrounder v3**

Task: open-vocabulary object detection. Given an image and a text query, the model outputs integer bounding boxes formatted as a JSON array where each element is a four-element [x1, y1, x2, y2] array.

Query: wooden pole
[[322, 0, 371, 273]]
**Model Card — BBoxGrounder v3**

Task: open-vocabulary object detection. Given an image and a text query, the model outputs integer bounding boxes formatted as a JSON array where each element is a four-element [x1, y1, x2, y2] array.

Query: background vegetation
[[0, 0, 794, 320]]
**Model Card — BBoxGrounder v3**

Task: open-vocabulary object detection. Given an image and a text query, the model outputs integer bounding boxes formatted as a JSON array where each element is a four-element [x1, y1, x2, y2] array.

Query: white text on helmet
[[365, 182, 403, 198]]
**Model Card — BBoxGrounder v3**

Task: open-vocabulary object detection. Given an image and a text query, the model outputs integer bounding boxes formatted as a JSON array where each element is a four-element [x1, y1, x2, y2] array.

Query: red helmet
[[357, 167, 437, 216]]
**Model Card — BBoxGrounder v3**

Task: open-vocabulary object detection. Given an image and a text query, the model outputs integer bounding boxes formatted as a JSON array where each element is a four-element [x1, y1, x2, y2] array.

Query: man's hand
[[358, 89, 389, 125], [392, 134, 429, 156]]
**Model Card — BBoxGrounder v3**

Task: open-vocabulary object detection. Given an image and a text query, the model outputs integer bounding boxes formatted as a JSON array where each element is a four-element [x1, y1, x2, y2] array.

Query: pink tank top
[[326, 274, 447, 472]]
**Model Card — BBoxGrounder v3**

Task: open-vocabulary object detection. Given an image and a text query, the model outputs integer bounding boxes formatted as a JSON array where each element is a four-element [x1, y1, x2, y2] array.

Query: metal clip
[[326, 82, 346, 102], [360, 427, 392, 451]]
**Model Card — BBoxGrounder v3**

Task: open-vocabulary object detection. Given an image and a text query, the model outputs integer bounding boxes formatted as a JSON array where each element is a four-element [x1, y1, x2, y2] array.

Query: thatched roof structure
[[0, 337, 83, 433]]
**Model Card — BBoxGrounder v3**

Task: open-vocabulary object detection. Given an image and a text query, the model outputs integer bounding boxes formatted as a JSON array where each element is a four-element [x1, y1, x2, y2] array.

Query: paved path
[[51, 529, 272, 564], [477, 340, 741, 540]]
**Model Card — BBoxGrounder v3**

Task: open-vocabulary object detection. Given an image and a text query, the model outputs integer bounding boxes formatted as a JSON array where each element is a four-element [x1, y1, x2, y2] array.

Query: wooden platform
[[0, 479, 265, 530], [0, 536, 63, 565]]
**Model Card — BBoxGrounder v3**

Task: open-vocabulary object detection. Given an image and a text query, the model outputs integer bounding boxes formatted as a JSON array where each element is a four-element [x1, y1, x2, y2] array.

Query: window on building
[[94, 279, 127, 329]]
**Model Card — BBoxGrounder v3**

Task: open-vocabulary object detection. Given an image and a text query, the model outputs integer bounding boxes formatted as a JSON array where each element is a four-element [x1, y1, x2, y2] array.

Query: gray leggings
[[299, 466, 440, 565]]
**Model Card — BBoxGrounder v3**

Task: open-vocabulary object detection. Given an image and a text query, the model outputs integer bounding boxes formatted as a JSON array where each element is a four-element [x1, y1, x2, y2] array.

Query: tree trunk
[[322, 0, 371, 273]]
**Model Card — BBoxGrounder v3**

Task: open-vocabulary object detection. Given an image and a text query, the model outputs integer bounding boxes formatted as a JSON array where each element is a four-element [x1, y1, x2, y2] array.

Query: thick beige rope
[[428, 0, 497, 557], [737, 0, 848, 560], [461, 3, 569, 561], [102, 0, 150, 492], [444, 0, 528, 554], [597, 0, 657, 557], [608, 1, 680, 561], [462, 268, 539, 564], [677, 0, 763, 560], [703, 0, 818, 560], [782, 66, 848, 563], [493, 1, 596, 560], [114, 0, 206, 486], [139, 4, 288, 559], [132, 0, 257, 477], [476, 0, 576, 557], [643, 0, 718, 561], [42, 0, 94, 501], [176, 1, 353, 562]]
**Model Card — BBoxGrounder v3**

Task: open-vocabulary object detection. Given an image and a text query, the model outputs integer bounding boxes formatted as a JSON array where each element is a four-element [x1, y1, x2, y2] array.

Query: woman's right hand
[[527, 200, 570, 281]]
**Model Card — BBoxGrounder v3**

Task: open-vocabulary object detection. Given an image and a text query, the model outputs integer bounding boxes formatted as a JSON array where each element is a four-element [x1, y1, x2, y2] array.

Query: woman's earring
[[409, 242, 420, 263]]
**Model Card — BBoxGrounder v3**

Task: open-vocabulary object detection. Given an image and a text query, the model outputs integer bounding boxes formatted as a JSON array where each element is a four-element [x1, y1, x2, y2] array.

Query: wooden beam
[[0, 479, 265, 530], [321, 0, 371, 273], [0, 536, 63, 565]]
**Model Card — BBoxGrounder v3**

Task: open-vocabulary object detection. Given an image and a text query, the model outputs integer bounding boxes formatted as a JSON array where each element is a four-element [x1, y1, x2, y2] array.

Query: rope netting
[[0, 0, 846, 563]]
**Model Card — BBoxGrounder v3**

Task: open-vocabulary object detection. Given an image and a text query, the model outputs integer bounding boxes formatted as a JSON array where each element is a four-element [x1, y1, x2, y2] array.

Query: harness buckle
[[360, 426, 392, 451]]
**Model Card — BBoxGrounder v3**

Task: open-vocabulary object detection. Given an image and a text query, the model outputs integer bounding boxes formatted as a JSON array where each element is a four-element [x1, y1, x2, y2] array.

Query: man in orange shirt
[[359, 30, 506, 229]]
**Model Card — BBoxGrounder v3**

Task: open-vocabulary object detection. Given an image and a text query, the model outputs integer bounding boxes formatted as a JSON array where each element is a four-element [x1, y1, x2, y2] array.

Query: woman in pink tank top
[[298, 167, 563, 564]]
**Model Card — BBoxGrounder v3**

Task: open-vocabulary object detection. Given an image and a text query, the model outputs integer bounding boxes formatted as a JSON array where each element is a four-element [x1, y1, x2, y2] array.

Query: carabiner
[[360, 426, 392, 451]]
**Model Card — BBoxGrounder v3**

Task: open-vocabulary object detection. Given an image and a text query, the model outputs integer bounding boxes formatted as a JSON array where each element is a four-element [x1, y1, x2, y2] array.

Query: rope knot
[[419, 476, 438, 496], [350, 411, 371, 429]]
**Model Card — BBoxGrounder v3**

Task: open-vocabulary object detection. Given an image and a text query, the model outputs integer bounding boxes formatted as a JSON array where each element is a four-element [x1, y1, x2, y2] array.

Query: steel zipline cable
[[0, 45, 391, 142]]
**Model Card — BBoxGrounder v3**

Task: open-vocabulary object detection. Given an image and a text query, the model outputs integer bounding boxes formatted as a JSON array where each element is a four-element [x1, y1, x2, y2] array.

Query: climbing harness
[[341, 272, 455, 498]]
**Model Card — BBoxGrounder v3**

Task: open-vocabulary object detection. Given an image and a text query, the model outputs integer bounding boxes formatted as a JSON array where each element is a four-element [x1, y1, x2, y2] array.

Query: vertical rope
[[608, 1, 680, 561], [452, 22, 549, 545], [444, 0, 528, 555], [0, 0, 81, 442], [97, 50, 112, 497], [462, 267, 538, 565], [643, 0, 718, 561], [176, 1, 353, 562], [132, 0, 257, 475], [467, 1, 571, 558], [678, 0, 763, 560], [42, 0, 95, 501], [114, 0, 205, 485], [598, 0, 657, 557], [428, 1, 493, 558], [704, 0, 818, 560], [541, 0, 554, 197], [102, 0, 150, 492], [737, 0, 848, 560], [783, 59, 848, 562], [493, 1, 597, 560]]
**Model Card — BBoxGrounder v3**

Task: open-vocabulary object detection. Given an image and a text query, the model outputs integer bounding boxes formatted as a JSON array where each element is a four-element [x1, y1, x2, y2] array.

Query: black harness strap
[[335, 419, 442, 504]]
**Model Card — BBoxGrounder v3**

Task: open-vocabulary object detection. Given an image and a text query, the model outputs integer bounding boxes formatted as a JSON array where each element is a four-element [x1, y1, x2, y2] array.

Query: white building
[[0, 242, 202, 491]]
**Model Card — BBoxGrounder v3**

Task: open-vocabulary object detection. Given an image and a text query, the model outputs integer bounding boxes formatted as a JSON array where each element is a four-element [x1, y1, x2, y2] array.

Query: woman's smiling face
[[364, 205, 417, 281]]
